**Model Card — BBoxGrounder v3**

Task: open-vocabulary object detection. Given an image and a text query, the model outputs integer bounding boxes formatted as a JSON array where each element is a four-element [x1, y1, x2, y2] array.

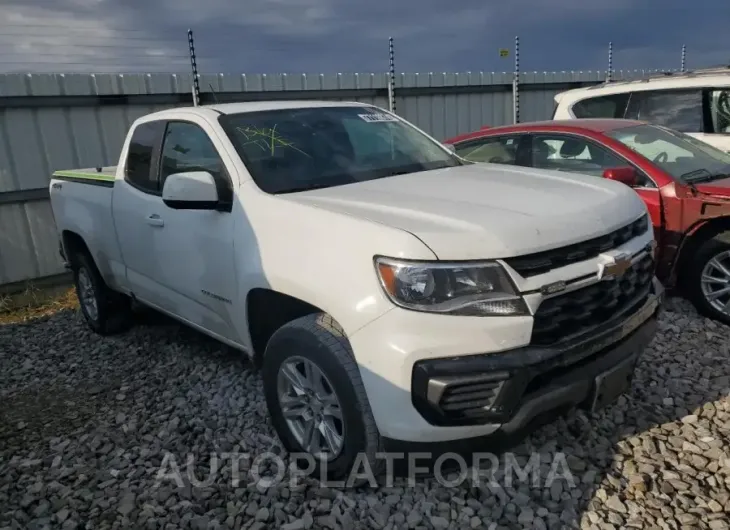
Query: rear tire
[[686, 235, 730, 326], [72, 251, 132, 335], [262, 313, 385, 485]]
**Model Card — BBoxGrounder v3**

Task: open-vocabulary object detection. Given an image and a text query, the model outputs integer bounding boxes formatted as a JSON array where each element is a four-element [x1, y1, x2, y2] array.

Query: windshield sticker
[[358, 113, 398, 123]]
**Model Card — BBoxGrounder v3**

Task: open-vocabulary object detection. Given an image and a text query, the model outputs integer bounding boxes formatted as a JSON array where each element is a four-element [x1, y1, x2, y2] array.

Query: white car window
[[571, 94, 629, 119], [624, 89, 703, 133], [710, 89, 730, 133]]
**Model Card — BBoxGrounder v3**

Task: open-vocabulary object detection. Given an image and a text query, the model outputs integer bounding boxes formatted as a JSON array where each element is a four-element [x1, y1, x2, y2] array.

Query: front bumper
[[412, 281, 663, 432], [412, 279, 662, 432], [349, 277, 663, 443]]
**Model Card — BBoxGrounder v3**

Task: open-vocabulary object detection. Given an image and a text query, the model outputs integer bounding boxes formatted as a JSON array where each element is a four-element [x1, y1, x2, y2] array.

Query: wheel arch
[[246, 288, 331, 368], [674, 217, 730, 286], [61, 230, 92, 269]]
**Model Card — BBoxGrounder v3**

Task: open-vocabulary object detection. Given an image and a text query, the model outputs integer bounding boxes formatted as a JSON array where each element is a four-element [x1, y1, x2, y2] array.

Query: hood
[[694, 177, 730, 198], [283, 164, 648, 260]]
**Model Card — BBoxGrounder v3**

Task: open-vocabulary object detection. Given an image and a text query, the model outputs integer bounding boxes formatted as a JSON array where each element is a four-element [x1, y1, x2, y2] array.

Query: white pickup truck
[[49, 101, 663, 480]]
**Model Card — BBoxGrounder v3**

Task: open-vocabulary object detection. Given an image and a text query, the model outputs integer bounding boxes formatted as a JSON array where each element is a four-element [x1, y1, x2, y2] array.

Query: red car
[[445, 119, 730, 325]]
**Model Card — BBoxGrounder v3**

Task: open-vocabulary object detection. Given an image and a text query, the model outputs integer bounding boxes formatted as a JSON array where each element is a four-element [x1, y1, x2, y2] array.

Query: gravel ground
[[1, 298, 729, 530]]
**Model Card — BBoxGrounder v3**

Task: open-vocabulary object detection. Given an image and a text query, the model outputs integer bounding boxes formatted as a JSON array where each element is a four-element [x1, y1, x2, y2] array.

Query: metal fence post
[[187, 29, 200, 107], [681, 44, 686, 73], [607, 42, 613, 82], [388, 37, 396, 114], [513, 36, 519, 124]]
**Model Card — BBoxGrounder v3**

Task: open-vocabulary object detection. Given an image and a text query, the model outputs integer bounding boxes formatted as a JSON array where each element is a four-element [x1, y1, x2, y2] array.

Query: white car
[[553, 67, 730, 152], [48, 101, 662, 480]]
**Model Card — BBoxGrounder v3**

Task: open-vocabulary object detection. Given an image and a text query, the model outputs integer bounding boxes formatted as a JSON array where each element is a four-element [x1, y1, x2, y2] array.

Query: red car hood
[[695, 177, 730, 198]]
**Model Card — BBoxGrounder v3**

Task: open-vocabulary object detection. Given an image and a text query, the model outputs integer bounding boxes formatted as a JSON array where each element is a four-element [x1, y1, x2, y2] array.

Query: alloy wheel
[[700, 249, 730, 317], [77, 267, 99, 321], [276, 356, 345, 460]]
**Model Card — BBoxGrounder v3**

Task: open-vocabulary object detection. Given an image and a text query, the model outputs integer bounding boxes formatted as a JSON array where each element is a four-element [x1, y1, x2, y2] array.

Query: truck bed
[[49, 164, 124, 285], [52, 166, 117, 187]]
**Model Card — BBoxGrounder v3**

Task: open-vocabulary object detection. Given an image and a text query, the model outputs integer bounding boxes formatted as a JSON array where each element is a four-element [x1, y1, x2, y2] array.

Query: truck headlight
[[374, 257, 529, 316]]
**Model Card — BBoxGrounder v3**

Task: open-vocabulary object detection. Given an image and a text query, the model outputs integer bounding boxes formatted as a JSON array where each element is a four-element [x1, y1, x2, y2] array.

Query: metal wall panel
[[0, 203, 38, 284], [0, 69, 663, 287], [0, 201, 66, 286]]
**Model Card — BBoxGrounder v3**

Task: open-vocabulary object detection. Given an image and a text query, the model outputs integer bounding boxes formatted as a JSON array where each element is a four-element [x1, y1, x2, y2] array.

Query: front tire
[[262, 313, 385, 484], [686, 235, 730, 325], [72, 251, 132, 335]]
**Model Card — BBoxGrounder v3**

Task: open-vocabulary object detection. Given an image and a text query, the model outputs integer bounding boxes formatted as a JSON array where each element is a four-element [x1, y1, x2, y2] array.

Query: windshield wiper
[[275, 182, 342, 194], [386, 162, 462, 177], [681, 168, 714, 183], [682, 163, 730, 183]]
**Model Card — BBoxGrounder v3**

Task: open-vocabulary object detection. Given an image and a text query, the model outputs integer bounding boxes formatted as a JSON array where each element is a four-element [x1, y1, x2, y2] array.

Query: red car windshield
[[606, 124, 730, 183]]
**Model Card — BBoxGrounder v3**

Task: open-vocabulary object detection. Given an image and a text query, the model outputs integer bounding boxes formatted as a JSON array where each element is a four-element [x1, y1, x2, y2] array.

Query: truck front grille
[[531, 254, 654, 346], [504, 215, 649, 278]]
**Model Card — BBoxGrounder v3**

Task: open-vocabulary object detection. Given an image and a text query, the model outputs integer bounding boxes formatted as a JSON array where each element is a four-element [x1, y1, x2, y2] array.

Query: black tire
[[72, 251, 133, 335], [262, 313, 385, 485], [685, 234, 730, 326]]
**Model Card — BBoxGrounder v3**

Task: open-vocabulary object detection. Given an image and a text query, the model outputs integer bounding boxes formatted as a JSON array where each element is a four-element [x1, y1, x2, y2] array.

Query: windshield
[[605, 124, 730, 183], [218, 106, 463, 194]]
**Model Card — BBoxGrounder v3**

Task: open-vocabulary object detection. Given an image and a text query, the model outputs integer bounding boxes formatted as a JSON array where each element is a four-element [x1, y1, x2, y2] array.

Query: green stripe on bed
[[53, 170, 116, 182]]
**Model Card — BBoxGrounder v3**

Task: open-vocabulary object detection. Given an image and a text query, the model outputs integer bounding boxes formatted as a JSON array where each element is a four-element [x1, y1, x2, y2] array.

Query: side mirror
[[443, 143, 456, 153], [162, 171, 219, 210], [602, 166, 638, 187]]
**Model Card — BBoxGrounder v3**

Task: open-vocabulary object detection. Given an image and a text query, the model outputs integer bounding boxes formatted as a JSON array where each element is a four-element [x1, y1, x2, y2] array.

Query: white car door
[[113, 117, 240, 343], [112, 120, 169, 303], [149, 118, 240, 342]]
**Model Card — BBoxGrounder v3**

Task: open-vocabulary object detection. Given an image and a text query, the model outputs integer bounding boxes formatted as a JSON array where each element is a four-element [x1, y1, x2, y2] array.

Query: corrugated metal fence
[[0, 69, 653, 289]]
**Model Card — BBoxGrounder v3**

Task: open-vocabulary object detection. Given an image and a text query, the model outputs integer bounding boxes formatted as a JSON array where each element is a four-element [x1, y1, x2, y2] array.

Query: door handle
[[146, 214, 164, 227]]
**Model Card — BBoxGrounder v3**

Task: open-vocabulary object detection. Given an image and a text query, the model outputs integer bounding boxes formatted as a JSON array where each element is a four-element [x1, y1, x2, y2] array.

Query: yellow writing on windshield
[[236, 126, 311, 157]]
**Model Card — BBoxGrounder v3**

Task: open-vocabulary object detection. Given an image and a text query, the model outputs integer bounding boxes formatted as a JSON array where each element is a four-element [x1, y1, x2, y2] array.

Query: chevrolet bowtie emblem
[[598, 253, 632, 281]]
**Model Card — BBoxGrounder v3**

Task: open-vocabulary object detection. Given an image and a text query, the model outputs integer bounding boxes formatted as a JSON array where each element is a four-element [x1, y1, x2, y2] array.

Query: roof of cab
[[133, 100, 377, 124], [206, 100, 372, 114]]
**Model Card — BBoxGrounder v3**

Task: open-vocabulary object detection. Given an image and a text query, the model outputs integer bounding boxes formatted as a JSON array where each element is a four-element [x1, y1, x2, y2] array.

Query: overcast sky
[[1, 0, 728, 75]]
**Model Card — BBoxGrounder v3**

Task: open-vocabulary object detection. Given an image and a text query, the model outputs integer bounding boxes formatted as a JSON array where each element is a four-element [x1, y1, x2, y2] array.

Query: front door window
[[530, 134, 625, 176]]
